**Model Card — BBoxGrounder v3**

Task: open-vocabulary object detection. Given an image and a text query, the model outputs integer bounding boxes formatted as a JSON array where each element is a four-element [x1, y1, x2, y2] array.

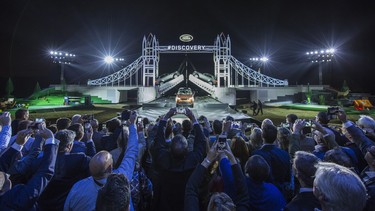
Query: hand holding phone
[[217, 135, 227, 151]]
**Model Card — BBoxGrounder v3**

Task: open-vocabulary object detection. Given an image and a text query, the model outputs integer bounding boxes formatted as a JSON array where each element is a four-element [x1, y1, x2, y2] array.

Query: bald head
[[89, 151, 113, 180]]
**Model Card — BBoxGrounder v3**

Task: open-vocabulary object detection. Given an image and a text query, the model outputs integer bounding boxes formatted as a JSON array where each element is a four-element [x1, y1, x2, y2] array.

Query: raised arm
[[0, 127, 58, 210], [0, 112, 12, 154], [113, 111, 139, 181]]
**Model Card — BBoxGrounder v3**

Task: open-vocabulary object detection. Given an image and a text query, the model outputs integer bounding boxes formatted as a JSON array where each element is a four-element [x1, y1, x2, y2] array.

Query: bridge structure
[[83, 34, 317, 105]]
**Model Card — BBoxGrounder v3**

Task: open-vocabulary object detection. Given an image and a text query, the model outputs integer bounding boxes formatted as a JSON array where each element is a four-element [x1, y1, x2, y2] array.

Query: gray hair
[[249, 127, 263, 149], [314, 162, 367, 211], [55, 129, 76, 152], [293, 151, 319, 187], [357, 115, 375, 130]]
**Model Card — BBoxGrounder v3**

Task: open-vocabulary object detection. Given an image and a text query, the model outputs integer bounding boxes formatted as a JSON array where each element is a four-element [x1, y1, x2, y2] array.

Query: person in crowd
[[0, 125, 58, 210], [56, 117, 71, 131], [151, 107, 206, 211], [100, 118, 122, 152], [181, 119, 193, 139], [288, 118, 316, 153], [209, 119, 222, 144], [338, 110, 375, 210], [8, 120, 34, 156], [96, 173, 131, 211], [230, 136, 249, 171], [286, 113, 298, 130], [35, 129, 92, 211], [277, 126, 291, 152], [68, 123, 96, 156], [357, 115, 375, 141], [185, 141, 249, 210], [316, 111, 350, 146], [89, 119, 103, 147], [248, 127, 263, 154], [11, 108, 29, 135], [261, 118, 273, 129], [324, 148, 355, 170], [245, 155, 285, 211], [0, 112, 12, 154], [71, 114, 81, 125], [64, 111, 138, 211], [256, 99, 263, 115], [313, 162, 367, 211], [252, 123, 291, 198], [285, 151, 321, 211]]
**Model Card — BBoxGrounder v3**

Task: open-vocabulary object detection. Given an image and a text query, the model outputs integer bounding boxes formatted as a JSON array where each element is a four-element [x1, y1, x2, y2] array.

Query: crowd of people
[[0, 106, 374, 211]]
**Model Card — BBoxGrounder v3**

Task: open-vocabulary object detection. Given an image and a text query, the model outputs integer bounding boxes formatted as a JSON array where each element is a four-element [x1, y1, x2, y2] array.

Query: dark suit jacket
[[152, 120, 206, 211], [284, 191, 321, 211], [37, 152, 91, 211], [252, 144, 291, 187], [0, 144, 58, 211], [185, 164, 249, 211]]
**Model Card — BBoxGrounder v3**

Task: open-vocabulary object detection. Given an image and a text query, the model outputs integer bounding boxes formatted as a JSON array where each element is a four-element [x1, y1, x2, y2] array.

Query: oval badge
[[179, 34, 193, 42]]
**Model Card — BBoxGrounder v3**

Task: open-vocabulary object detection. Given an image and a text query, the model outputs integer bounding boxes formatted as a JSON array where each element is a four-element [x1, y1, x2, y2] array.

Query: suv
[[192, 71, 217, 85], [176, 87, 194, 107], [155, 71, 181, 85]]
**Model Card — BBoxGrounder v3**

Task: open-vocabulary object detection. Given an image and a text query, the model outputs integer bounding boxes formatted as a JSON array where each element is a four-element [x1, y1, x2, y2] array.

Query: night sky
[[1, 0, 375, 97]]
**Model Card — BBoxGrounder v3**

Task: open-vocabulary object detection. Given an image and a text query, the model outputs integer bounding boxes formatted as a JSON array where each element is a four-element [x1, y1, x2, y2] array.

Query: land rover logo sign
[[179, 34, 193, 42]]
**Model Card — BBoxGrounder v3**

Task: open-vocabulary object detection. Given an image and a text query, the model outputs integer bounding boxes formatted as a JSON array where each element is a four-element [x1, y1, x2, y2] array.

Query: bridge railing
[[229, 56, 288, 87], [158, 74, 184, 95], [188, 75, 215, 95], [87, 57, 143, 86]]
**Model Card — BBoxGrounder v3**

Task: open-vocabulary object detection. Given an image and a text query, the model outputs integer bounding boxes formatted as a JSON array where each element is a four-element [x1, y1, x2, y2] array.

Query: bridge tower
[[142, 34, 159, 87], [214, 34, 231, 87]]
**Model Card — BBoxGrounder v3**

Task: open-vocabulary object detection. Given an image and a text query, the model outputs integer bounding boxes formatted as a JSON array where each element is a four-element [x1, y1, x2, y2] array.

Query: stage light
[[104, 56, 114, 64]]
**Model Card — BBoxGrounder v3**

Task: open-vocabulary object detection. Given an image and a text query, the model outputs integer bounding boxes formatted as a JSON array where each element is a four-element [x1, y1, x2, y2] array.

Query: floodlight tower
[[306, 48, 335, 85], [249, 56, 269, 72], [49, 51, 76, 84], [103, 56, 125, 65]]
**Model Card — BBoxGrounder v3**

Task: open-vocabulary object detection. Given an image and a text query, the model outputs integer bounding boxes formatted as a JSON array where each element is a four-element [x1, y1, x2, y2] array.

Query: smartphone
[[137, 117, 143, 124], [217, 135, 227, 151], [176, 107, 185, 114], [29, 118, 45, 130]]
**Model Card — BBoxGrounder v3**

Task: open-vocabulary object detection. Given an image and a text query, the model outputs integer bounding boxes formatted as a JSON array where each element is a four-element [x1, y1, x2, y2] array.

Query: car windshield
[[178, 89, 192, 95]]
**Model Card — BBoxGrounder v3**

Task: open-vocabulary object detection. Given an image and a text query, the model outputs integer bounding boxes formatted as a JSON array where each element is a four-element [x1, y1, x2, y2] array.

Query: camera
[[29, 118, 45, 130], [217, 135, 227, 151], [327, 106, 340, 120], [84, 121, 91, 130]]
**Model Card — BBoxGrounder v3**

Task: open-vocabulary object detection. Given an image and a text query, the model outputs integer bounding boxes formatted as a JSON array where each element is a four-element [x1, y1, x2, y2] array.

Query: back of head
[[323, 148, 353, 168], [90, 151, 113, 180], [286, 114, 298, 124], [293, 151, 319, 187], [107, 119, 121, 133], [56, 117, 72, 131], [96, 173, 130, 211], [182, 119, 192, 133], [15, 108, 28, 120], [55, 129, 76, 152], [316, 111, 329, 124], [261, 124, 277, 144], [212, 120, 222, 135], [68, 123, 84, 141], [245, 155, 270, 182], [230, 136, 249, 165], [314, 162, 367, 211], [277, 127, 291, 150], [170, 134, 188, 160], [207, 192, 236, 211], [250, 127, 263, 149], [71, 114, 82, 125], [172, 122, 182, 136], [261, 118, 274, 129], [357, 115, 375, 130], [91, 119, 99, 129]]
